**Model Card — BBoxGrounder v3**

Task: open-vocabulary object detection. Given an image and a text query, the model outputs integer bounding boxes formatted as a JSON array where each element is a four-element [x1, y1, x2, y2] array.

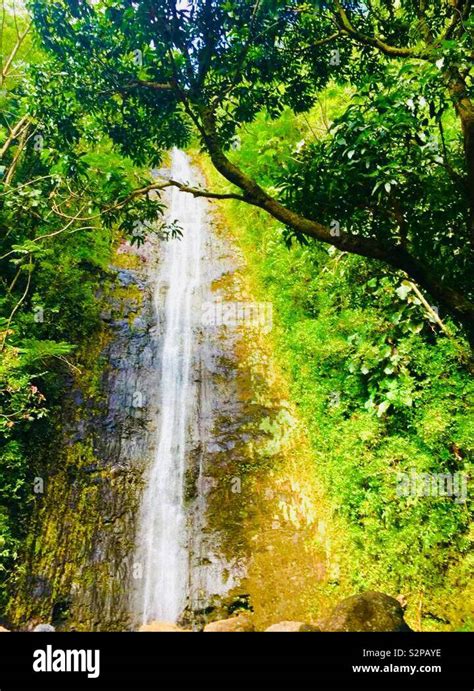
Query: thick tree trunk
[[446, 69, 474, 245]]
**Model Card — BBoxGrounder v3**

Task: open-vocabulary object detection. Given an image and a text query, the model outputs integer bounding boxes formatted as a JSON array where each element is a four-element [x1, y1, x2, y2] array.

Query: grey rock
[[33, 624, 56, 632], [117, 270, 136, 287]]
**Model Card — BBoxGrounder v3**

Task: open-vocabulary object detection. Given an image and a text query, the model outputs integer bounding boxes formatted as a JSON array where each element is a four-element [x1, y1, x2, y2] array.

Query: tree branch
[[0, 113, 28, 158], [1, 21, 31, 86], [124, 79, 175, 91], [333, 1, 428, 59], [4, 123, 29, 185], [118, 178, 249, 205], [193, 106, 473, 324], [1, 255, 32, 351]]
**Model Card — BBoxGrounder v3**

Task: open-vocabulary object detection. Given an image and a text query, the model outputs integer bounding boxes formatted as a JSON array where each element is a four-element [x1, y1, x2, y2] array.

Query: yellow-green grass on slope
[[194, 148, 473, 632], [191, 156, 356, 630]]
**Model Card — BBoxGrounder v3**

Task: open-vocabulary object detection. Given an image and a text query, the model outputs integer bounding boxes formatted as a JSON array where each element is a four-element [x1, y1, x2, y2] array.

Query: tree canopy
[[25, 0, 474, 330]]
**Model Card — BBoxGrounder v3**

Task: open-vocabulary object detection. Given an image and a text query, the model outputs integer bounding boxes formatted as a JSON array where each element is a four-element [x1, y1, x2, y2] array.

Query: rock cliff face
[[8, 237, 161, 630], [2, 587, 414, 632], [7, 154, 251, 631], [7, 156, 407, 634]]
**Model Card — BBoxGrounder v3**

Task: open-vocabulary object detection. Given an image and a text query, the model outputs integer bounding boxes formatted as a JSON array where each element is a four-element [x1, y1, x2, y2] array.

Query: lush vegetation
[[200, 97, 473, 629], [0, 0, 472, 629], [27, 0, 474, 325]]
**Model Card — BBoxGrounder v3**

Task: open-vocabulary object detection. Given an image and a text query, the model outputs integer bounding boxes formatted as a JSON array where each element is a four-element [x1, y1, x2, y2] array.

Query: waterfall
[[134, 149, 203, 624]]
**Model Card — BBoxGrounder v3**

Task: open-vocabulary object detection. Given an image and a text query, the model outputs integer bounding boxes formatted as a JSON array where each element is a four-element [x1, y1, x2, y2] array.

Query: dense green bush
[[202, 102, 473, 629]]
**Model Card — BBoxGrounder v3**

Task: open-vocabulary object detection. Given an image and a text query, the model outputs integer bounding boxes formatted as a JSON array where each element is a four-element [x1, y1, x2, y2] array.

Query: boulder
[[139, 620, 186, 632], [33, 624, 56, 632], [320, 591, 412, 632], [265, 621, 320, 632], [203, 614, 254, 632]]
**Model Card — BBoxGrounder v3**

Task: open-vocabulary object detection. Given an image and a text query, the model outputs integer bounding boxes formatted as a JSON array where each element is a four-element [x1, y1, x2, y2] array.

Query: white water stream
[[135, 149, 203, 624]]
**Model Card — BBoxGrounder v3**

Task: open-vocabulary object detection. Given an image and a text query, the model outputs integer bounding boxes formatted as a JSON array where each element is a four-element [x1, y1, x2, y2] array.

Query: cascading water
[[134, 149, 203, 624]]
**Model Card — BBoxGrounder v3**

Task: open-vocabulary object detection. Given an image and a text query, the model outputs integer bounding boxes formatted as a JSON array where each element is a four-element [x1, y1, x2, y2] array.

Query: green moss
[[190, 210, 353, 630], [196, 141, 473, 632], [7, 247, 147, 631]]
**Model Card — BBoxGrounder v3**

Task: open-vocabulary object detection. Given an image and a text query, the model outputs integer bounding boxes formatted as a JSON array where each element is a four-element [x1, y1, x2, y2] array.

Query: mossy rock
[[319, 591, 412, 632], [203, 614, 255, 632], [265, 621, 320, 632]]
